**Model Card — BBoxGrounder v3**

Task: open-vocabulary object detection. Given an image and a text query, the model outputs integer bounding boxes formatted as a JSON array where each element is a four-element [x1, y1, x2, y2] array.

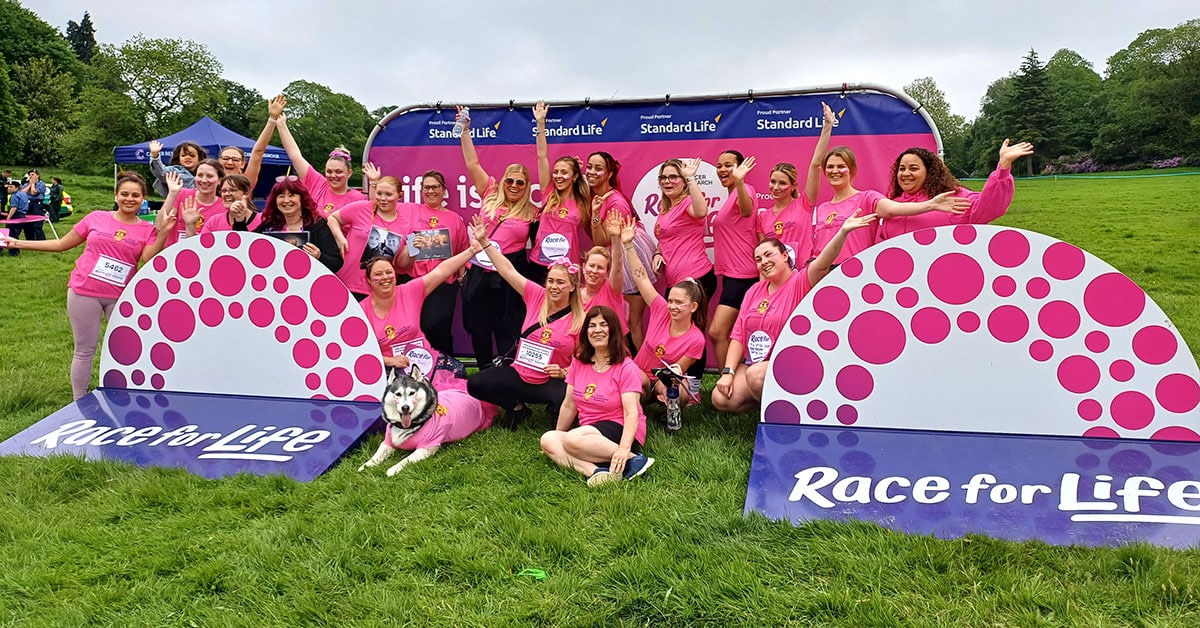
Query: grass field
[[1, 170, 1199, 625]]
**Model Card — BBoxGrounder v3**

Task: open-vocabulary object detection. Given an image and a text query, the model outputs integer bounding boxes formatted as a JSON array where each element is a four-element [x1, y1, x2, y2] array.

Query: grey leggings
[[66, 290, 116, 399]]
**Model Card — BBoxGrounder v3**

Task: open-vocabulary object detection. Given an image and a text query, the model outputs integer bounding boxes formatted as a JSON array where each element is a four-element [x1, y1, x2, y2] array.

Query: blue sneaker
[[587, 467, 620, 488], [622, 455, 655, 480]]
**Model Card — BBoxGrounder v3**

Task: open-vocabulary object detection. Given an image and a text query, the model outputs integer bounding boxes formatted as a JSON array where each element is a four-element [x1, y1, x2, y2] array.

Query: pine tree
[[1010, 49, 1053, 175], [66, 12, 97, 64]]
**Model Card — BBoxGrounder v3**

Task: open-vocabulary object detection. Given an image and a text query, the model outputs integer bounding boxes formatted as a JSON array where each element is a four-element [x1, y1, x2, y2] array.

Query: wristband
[[720, 367, 734, 375]]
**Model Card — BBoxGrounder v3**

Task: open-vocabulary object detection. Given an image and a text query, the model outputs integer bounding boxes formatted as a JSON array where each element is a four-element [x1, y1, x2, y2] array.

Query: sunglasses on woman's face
[[276, 175, 299, 182], [503, 178, 527, 188]]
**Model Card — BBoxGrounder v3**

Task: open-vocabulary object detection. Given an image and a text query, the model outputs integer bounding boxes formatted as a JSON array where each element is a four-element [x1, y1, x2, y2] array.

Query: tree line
[[1, 2, 1197, 178]]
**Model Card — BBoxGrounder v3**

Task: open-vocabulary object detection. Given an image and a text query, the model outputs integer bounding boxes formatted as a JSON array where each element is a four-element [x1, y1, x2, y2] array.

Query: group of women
[[7, 95, 1032, 486]]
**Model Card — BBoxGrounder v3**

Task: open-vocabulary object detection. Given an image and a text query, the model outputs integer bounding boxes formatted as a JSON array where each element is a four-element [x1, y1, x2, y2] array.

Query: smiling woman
[[246, 176, 343, 273], [273, 97, 367, 218]]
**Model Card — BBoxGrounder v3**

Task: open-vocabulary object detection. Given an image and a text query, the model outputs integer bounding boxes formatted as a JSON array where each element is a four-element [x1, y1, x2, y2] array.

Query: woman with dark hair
[[586, 150, 656, 348], [712, 211, 878, 413], [540, 305, 654, 488], [757, 102, 837, 265], [650, 158, 713, 297], [877, 139, 1034, 240], [201, 174, 258, 233], [4, 172, 171, 399], [274, 101, 368, 217], [395, 170, 470, 356], [708, 148, 758, 371], [244, 176, 343, 273], [149, 139, 205, 197], [457, 106, 538, 368], [529, 100, 590, 282], [167, 158, 226, 245], [327, 176, 408, 299]]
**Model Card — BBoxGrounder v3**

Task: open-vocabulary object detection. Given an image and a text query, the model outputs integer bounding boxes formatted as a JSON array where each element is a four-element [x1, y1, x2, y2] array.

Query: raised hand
[[619, 216, 637, 245], [468, 238, 484, 255], [680, 157, 702, 179], [455, 105, 471, 132], [302, 242, 321, 259], [821, 101, 837, 127], [603, 212, 623, 238], [165, 170, 184, 194], [930, 191, 970, 215], [839, 209, 878, 234], [149, 139, 163, 159], [533, 100, 549, 124], [732, 155, 756, 183], [268, 94, 286, 119], [998, 139, 1035, 169], [181, 195, 201, 228], [470, 213, 488, 243], [229, 199, 252, 222], [362, 161, 382, 184]]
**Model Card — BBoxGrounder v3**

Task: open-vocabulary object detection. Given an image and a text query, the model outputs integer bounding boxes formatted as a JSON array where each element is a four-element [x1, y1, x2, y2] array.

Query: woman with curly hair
[[877, 139, 1034, 240], [529, 100, 591, 284]]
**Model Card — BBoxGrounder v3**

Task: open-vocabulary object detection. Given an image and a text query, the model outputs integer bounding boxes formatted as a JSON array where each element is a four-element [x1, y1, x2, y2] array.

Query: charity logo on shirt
[[654, 222, 662, 238], [114, 229, 127, 242], [557, 207, 568, 219], [584, 383, 596, 400], [540, 328, 553, 343], [194, 215, 205, 230], [825, 213, 837, 225], [428, 216, 439, 228], [655, 344, 666, 358], [774, 221, 784, 235], [757, 299, 770, 314], [384, 324, 396, 340], [435, 404, 448, 416], [323, 203, 334, 214]]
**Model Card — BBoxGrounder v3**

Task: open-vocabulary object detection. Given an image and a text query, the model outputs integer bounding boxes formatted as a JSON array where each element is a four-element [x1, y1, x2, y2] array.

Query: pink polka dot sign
[[99, 232, 385, 401], [762, 225, 1200, 440]]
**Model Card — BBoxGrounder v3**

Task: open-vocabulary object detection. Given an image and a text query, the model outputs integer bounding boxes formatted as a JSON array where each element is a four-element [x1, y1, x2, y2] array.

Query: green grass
[[1, 171, 1199, 625]]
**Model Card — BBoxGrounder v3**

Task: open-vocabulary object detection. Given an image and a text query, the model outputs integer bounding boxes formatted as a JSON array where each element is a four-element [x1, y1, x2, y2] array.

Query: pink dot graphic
[[1084, 426, 1120, 439], [806, 400, 828, 420], [311, 275, 350, 317], [840, 257, 863, 278], [248, 298, 275, 328], [1038, 300, 1080, 339], [818, 330, 839, 350], [1085, 331, 1110, 353], [151, 374, 165, 391], [249, 238, 276, 268], [223, 231, 242, 248], [1026, 277, 1050, 299], [987, 305, 1029, 343], [988, 230, 1030, 268], [325, 343, 342, 360], [354, 354, 384, 386], [953, 225, 976, 244], [175, 249, 201, 278], [957, 311, 981, 333], [1110, 391, 1154, 431], [119, 302, 133, 318], [1078, 399, 1102, 421], [1084, 273, 1145, 327], [284, 248, 312, 279], [789, 315, 811, 336], [108, 326, 142, 365], [273, 277, 290, 294], [836, 404, 859, 425], [158, 299, 196, 343], [251, 275, 267, 291], [210, 255, 247, 297], [848, 310, 906, 365], [281, 296, 308, 326], [311, 320, 326, 337], [1156, 374, 1200, 413], [228, 302, 243, 319], [913, 229, 937, 245], [131, 370, 145, 386], [150, 343, 175, 370], [199, 233, 215, 248], [188, 282, 204, 298], [911, 307, 951, 345], [896, 287, 918, 308], [1029, 340, 1054, 362], [773, 346, 824, 395], [927, 253, 984, 305], [293, 339, 320, 369], [992, 276, 1016, 297], [1132, 326, 1177, 365], [1109, 360, 1134, 382], [836, 365, 874, 401], [305, 373, 322, 391], [275, 326, 291, 343], [861, 284, 884, 304], [198, 299, 224, 327], [875, 248, 914, 284], [325, 367, 353, 398], [134, 278, 159, 308], [166, 278, 181, 294], [813, 286, 851, 322], [152, 257, 168, 272], [340, 317, 369, 347], [102, 370, 127, 388], [138, 315, 152, 331], [1042, 242, 1085, 281], [1057, 355, 1100, 394], [1152, 426, 1200, 442]]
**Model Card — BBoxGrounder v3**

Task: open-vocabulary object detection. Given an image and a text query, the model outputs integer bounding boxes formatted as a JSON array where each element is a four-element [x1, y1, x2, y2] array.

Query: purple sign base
[[746, 423, 1200, 549], [0, 388, 382, 482]]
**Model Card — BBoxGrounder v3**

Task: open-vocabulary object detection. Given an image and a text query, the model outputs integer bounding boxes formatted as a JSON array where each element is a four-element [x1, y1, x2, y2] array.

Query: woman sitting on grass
[[541, 305, 653, 488]]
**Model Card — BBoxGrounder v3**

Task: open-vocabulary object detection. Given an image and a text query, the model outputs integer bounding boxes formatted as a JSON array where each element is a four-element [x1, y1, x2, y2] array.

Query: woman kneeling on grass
[[3, 172, 172, 399], [712, 211, 877, 413], [541, 305, 653, 488]]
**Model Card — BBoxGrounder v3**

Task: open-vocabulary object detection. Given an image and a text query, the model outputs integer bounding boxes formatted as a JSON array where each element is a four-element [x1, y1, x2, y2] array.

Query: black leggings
[[461, 264, 526, 368], [420, 281, 459, 356], [467, 365, 567, 427]]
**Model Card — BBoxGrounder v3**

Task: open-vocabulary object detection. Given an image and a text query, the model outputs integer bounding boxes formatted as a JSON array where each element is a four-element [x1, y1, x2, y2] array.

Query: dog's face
[[382, 366, 436, 430]]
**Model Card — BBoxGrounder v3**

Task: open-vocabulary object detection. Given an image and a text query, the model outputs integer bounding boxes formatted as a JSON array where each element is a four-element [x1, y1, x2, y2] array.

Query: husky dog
[[358, 366, 439, 476]]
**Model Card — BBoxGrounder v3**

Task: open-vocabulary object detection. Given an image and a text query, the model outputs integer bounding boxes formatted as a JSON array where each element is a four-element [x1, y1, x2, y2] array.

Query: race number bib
[[514, 338, 554, 371], [746, 330, 774, 364], [89, 254, 134, 287], [471, 240, 501, 269], [539, 233, 570, 263]]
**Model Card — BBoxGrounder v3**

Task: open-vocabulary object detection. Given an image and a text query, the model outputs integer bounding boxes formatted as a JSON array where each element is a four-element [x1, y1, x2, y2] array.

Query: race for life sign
[[749, 225, 1200, 548]]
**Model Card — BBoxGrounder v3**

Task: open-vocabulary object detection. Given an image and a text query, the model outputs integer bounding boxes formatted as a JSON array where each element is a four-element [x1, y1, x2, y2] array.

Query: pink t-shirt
[[303, 167, 366, 218], [877, 168, 1015, 240], [633, 295, 705, 375], [530, 196, 584, 266], [582, 281, 628, 333], [567, 357, 647, 446], [731, 270, 813, 364], [334, 200, 411, 295], [362, 279, 431, 365], [468, 178, 533, 270], [653, 196, 711, 286], [68, 211, 158, 299], [384, 388, 495, 450], [167, 188, 226, 247], [757, 197, 815, 263], [406, 204, 470, 283], [710, 183, 759, 278], [595, 190, 634, 223], [513, 283, 578, 385], [813, 189, 884, 264], [200, 210, 261, 233]]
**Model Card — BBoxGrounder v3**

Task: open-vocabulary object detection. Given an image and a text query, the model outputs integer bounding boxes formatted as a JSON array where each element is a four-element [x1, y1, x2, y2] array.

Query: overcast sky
[[34, 1, 1199, 120]]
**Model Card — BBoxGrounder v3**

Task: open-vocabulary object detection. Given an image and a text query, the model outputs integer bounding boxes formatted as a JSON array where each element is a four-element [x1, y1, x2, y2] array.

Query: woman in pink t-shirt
[[650, 158, 714, 300], [586, 151, 657, 349], [757, 102, 838, 265], [457, 106, 539, 368], [815, 147, 970, 264], [327, 176, 410, 300], [529, 100, 591, 280], [577, 216, 628, 335], [6, 172, 171, 399], [200, 174, 259, 233], [877, 139, 1034, 240], [466, 214, 585, 430], [162, 159, 226, 245], [393, 170, 471, 357], [275, 112, 367, 218], [619, 218, 707, 407], [359, 250, 497, 469], [712, 210, 878, 413], [541, 306, 654, 488], [708, 149, 759, 372]]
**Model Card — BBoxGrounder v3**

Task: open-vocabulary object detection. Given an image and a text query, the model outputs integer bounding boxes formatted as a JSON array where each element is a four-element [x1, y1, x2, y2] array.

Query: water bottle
[[452, 107, 469, 137], [666, 384, 681, 431]]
